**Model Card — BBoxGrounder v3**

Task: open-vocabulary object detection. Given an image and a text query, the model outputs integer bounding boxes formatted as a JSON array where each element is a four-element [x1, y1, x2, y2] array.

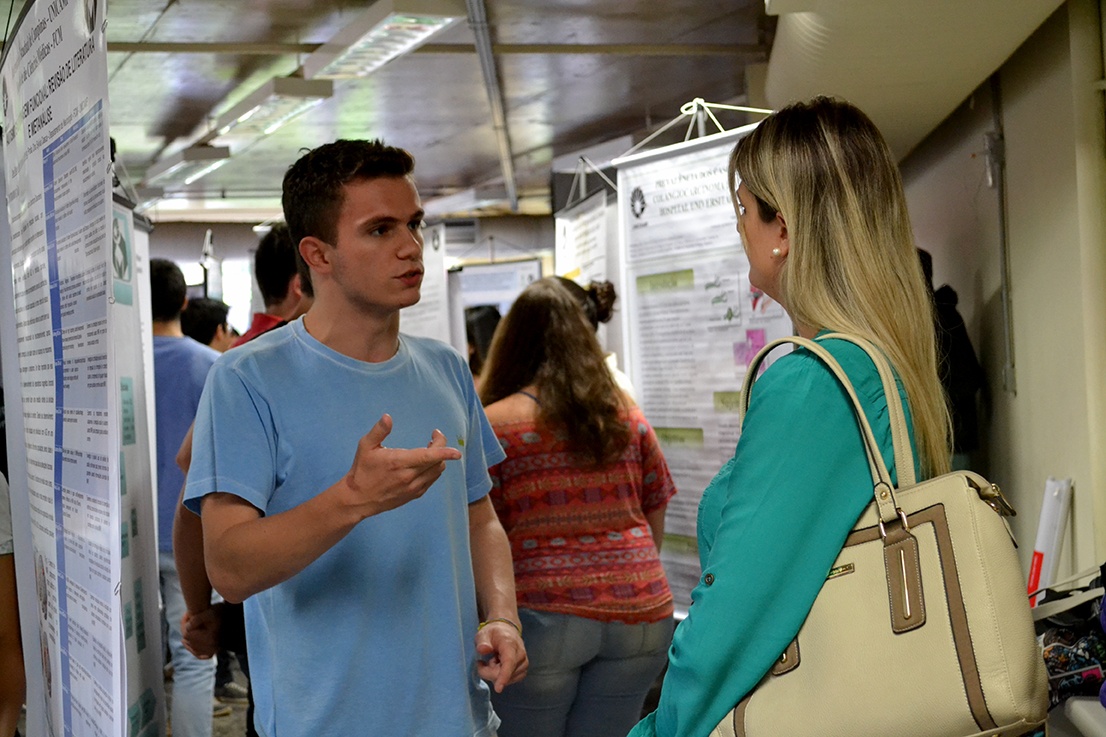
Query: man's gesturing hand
[[339, 414, 462, 519]]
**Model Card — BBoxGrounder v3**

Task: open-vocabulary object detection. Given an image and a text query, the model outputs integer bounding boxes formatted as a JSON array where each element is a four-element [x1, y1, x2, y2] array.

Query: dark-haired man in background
[[234, 223, 312, 346], [181, 297, 235, 353]]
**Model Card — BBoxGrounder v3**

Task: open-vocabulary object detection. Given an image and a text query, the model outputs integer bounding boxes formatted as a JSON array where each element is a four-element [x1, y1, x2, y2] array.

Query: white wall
[[149, 222, 261, 262], [900, 0, 1106, 573], [466, 216, 556, 269]]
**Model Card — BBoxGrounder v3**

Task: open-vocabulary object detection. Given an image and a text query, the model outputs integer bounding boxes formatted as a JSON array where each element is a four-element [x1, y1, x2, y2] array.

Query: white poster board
[[458, 259, 541, 315], [400, 222, 451, 344], [0, 0, 134, 733], [113, 203, 166, 736], [554, 190, 630, 393], [615, 125, 794, 611], [554, 191, 608, 283]]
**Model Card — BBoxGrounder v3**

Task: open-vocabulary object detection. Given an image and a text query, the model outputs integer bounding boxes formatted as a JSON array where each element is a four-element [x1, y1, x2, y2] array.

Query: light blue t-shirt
[[630, 336, 920, 737], [184, 318, 506, 737], [153, 335, 219, 553]]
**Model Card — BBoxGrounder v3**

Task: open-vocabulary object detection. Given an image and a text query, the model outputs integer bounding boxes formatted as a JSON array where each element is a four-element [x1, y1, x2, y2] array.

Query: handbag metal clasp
[[878, 508, 910, 539], [968, 477, 1017, 517]]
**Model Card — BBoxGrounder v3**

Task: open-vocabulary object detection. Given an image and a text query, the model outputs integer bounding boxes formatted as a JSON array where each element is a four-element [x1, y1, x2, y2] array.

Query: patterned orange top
[[488, 406, 677, 624]]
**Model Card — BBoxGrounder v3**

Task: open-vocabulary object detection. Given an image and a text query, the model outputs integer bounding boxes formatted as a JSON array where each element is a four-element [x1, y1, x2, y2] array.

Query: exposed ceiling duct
[[763, 0, 1066, 159]]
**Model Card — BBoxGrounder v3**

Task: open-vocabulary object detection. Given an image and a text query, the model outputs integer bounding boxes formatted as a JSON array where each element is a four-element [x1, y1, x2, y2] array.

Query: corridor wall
[[900, 0, 1106, 575]]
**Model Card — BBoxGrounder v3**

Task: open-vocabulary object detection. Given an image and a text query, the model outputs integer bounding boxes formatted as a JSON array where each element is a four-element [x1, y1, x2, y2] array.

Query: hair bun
[[587, 280, 617, 324]]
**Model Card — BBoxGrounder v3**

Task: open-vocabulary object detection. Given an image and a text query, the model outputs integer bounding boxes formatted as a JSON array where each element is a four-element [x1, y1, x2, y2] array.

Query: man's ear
[[298, 236, 331, 277]]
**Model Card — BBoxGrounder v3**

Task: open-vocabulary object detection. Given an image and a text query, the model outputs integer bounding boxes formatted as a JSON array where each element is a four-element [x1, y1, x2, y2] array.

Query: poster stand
[[611, 101, 788, 613]]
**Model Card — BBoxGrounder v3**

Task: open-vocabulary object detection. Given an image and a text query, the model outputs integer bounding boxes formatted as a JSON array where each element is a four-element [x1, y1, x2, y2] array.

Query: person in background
[[480, 277, 677, 737], [918, 248, 985, 470], [234, 223, 313, 347], [150, 258, 222, 737], [465, 305, 501, 384], [556, 277, 637, 402], [629, 97, 951, 737], [0, 473, 24, 737], [181, 297, 235, 353], [184, 139, 527, 736]]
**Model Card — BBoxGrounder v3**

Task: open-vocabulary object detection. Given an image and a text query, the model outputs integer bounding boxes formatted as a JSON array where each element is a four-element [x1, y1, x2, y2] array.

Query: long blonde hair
[[729, 97, 951, 477]]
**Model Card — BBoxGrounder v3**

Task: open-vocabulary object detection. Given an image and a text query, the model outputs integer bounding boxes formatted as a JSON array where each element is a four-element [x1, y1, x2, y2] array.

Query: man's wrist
[[329, 476, 374, 526], [478, 617, 522, 636]]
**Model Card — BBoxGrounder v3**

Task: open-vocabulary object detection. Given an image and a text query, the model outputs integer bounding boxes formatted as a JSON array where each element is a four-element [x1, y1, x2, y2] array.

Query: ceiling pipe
[[466, 0, 519, 211]]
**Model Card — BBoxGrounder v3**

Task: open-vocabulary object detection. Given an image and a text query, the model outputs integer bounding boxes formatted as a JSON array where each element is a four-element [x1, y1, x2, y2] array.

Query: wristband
[[478, 617, 522, 636]]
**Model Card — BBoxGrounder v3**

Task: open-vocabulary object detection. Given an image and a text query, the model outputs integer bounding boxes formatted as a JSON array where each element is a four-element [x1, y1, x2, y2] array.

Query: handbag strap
[[742, 335, 907, 525], [821, 333, 917, 488]]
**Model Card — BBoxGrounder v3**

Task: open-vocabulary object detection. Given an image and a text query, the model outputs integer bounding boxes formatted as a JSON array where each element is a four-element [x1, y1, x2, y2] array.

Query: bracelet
[[478, 617, 522, 636]]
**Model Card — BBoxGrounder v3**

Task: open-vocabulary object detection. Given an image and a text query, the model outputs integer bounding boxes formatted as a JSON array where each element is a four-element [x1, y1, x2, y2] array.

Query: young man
[[150, 258, 221, 737], [184, 139, 527, 736]]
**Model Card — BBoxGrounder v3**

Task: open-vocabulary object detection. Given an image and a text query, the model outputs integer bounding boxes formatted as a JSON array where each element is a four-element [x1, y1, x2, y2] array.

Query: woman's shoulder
[[754, 336, 887, 412], [484, 393, 539, 427]]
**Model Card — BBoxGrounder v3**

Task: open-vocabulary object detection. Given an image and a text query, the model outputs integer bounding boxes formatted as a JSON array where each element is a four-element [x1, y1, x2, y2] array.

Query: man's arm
[[468, 495, 527, 693], [201, 414, 461, 603], [173, 479, 222, 658], [172, 422, 224, 658]]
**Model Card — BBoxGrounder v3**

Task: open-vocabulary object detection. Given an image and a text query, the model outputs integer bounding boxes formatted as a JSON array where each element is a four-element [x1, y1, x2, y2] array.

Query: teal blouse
[[629, 336, 919, 737]]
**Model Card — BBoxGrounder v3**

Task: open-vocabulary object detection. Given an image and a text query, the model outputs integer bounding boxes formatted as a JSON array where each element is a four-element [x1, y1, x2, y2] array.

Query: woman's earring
[[771, 248, 782, 258]]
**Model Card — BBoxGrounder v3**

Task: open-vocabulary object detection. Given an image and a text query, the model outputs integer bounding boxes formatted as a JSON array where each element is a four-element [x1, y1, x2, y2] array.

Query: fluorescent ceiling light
[[144, 146, 231, 187], [424, 185, 510, 218], [302, 0, 465, 80], [212, 77, 333, 146]]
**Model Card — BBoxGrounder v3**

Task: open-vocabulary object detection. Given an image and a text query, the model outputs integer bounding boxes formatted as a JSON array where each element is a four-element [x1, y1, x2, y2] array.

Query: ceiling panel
[[98, 0, 770, 221]]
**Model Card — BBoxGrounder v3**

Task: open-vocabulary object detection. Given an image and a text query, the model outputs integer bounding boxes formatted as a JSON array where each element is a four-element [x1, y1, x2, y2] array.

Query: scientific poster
[[113, 203, 165, 737], [618, 133, 754, 263], [554, 191, 607, 283], [615, 126, 793, 611], [0, 0, 130, 733], [457, 259, 541, 316]]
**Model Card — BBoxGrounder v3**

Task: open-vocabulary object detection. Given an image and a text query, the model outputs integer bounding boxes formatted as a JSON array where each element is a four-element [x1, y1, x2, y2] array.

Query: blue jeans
[[159, 551, 216, 737], [491, 609, 673, 737]]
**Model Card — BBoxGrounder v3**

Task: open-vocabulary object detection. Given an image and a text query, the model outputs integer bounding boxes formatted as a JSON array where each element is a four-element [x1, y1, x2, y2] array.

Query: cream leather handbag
[[711, 334, 1048, 737]]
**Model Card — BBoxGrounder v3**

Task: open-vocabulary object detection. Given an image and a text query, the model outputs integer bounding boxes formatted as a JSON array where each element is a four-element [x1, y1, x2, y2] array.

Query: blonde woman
[[629, 97, 950, 737]]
